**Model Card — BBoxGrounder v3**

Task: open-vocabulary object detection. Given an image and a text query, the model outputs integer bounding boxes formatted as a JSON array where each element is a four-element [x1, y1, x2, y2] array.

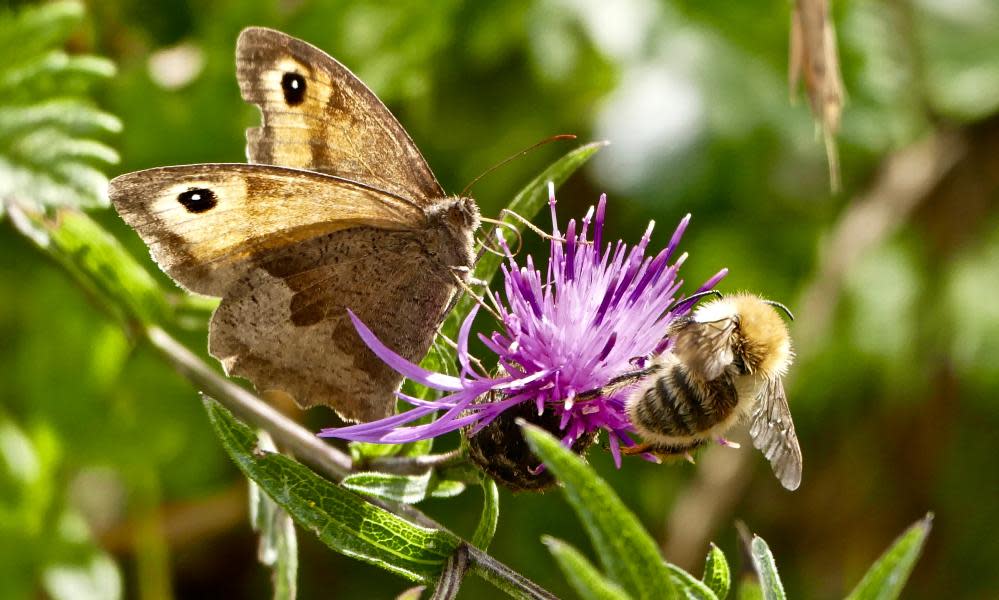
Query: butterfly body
[[110, 28, 479, 422]]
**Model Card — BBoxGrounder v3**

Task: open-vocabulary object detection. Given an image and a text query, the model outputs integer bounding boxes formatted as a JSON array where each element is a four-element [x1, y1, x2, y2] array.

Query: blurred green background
[[2, 0, 999, 598]]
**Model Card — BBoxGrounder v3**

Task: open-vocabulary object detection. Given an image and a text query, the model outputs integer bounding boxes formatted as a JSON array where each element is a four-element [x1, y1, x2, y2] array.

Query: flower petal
[[348, 310, 463, 391]]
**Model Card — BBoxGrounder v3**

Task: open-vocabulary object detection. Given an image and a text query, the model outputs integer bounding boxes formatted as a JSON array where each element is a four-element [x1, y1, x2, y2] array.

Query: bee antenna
[[764, 300, 795, 321], [668, 289, 722, 313], [460, 134, 577, 197]]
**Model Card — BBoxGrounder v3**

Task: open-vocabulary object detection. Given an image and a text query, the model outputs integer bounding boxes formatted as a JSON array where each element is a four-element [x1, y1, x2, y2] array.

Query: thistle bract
[[320, 184, 726, 467]]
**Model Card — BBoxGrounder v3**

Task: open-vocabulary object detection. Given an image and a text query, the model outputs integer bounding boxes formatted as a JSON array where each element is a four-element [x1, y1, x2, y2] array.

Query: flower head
[[320, 184, 726, 467]]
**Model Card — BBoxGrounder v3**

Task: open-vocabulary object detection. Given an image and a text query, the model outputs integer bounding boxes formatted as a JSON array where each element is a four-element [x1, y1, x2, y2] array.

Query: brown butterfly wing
[[108, 164, 425, 296], [236, 27, 445, 202], [209, 226, 462, 422]]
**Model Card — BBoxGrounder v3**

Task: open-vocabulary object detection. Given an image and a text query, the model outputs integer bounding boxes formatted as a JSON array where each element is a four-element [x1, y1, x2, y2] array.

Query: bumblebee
[[607, 293, 802, 490]]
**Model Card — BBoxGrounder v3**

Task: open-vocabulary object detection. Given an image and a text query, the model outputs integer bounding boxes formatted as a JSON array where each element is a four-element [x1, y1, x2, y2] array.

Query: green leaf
[[736, 580, 763, 600], [543, 536, 632, 600], [342, 471, 435, 504], [350, 441, 405, 462], [702, 543, 731, 600], [667, 564, 719, 600], [845, 514, 933, 600], [521, 422, 677, 600], [205, 399, 460, 583], [748, 537, 785, 600], [250, 431, 298, 600], [8, 205, 169, 326], [441, 141, 607, 342], [0, 1, 118, 214], [471, 478, 499, 550], [428, 479, 466, 499]]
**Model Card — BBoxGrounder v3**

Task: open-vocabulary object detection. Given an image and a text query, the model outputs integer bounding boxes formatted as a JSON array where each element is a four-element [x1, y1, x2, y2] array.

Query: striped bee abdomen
[[630, 356, 739, 439]]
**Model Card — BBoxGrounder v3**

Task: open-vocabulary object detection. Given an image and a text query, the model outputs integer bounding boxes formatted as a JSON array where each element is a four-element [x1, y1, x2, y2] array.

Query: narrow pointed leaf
[[845, 513, 933, 600], [748, 537, 785, 600], [702, 543, 730, 600], [543, 536, 632, 600], [667, 564, 719, 600], [205, 399, 459, 583], [521, 423, 676, 599], [471, 479, 499, 550]]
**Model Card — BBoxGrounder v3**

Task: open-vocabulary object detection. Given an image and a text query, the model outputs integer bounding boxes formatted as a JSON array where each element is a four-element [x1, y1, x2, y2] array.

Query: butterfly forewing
[[236, 27, 445, 202], [109, 164, 426, 296]]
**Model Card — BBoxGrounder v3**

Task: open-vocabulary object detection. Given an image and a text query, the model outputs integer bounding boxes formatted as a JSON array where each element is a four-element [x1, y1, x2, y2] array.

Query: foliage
[[845, 514, 934, 600], [205, 398, 461, 584], [1, 0, 998, 598], [0, 1, 119, 215], [525, 423, 930, 600]]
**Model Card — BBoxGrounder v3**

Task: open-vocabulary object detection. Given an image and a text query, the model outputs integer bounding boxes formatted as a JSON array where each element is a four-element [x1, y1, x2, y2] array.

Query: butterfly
[[110, 27, 480, 422]]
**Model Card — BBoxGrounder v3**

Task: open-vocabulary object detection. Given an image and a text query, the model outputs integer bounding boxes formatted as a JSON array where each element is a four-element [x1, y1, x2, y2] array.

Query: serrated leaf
[[702, 543, 730, 600], [748, 537, 785, 600], [845, 514, 933, 600], [471, 479, 498, 550], [342, 471, 435, 504], [205, 399, 459, 582], [543, 536, 632, 600], [521, 423, 677, 600], [441, 141, 607, 343]]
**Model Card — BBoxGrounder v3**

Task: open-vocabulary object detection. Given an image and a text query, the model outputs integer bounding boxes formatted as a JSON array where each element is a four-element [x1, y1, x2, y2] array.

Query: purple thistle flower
[[320, 184, 727, 467]]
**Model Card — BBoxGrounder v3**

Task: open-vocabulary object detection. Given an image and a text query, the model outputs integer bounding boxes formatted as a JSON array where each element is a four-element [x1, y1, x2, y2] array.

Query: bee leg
[[621, 441, 655, 456], [649, 441, 706, 463]]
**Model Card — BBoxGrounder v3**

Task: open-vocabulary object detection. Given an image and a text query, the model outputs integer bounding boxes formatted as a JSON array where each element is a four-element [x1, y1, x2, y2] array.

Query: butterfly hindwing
[[209, 227, 461, 422]]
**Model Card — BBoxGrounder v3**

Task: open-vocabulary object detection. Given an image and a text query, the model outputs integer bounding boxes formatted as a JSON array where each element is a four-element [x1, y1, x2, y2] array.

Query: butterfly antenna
[[460, 134, 577, 197]]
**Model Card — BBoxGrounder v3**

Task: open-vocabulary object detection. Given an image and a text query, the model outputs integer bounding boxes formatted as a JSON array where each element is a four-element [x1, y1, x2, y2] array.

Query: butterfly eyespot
[[177, 188, 217, 213], [281, 71, 306, 105]]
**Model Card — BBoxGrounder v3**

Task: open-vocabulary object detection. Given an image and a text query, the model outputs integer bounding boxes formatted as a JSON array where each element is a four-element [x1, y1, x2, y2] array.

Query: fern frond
[[0, 1, 119, 216]]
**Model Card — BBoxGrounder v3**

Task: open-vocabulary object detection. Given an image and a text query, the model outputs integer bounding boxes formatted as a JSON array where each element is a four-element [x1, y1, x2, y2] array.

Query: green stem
[[142, 325, 554, 599]]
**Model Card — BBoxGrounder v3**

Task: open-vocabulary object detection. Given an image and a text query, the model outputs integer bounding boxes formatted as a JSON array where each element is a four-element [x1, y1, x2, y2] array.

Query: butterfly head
[[428, 196, 480, 239]]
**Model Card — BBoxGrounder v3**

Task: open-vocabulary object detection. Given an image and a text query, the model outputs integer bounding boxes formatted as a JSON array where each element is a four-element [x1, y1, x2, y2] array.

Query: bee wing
[[749, 377, 802, 490], [671, 317, 737, 380]]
